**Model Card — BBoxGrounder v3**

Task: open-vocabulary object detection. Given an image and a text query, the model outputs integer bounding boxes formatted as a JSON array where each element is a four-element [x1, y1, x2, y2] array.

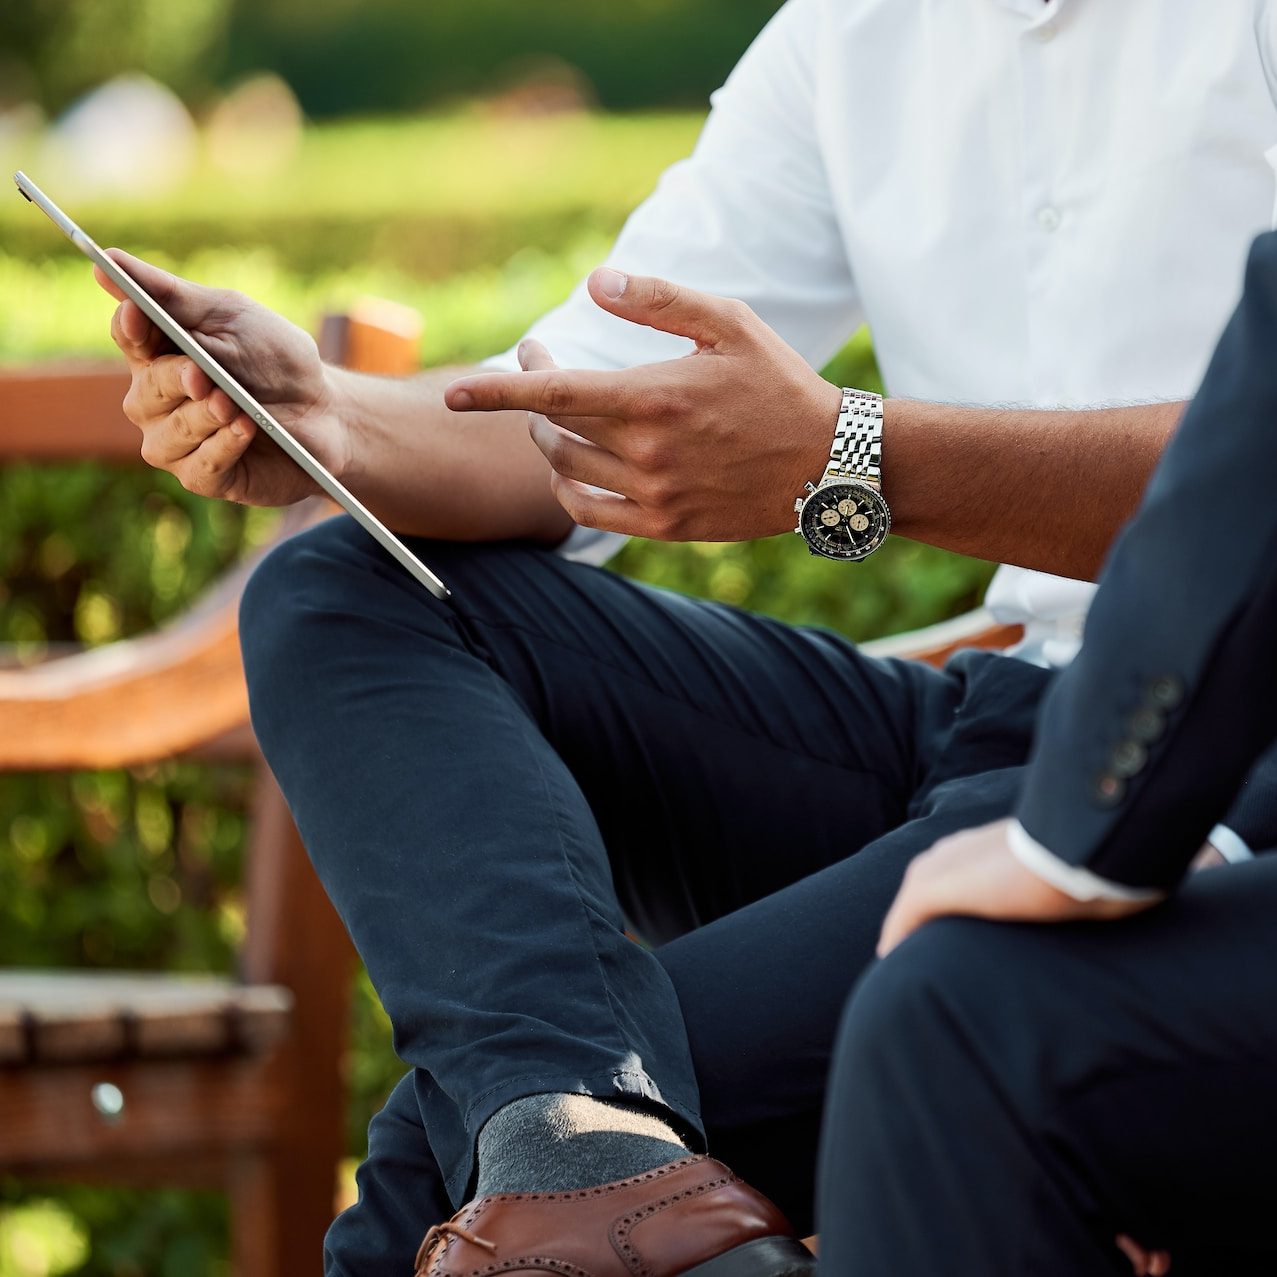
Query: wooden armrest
[[0, 566, 249, 771], [860, 607, 1025, 668], [0, 303, 419, 770], [318, 298, 422, 373], [0, 363, 137, 461], [0, 502, 330, 772], [0, 300, 422, 463]]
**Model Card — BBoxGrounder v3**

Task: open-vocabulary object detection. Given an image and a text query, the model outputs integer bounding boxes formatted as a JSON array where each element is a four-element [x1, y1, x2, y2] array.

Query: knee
[[239, 517, 367, 672], [836, 918, 1019, 1084], [240, 519, 554, 669], [238, 519, 548, 726]]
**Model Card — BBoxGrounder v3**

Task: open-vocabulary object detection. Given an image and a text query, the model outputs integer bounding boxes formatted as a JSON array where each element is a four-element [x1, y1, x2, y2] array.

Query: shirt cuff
[[1006, 819, 1166, 903], [1207, 824, 1254, 865]]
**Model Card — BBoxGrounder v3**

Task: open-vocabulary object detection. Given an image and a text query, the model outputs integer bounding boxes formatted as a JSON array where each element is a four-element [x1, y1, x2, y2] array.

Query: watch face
[[799, 481, 890, 561]]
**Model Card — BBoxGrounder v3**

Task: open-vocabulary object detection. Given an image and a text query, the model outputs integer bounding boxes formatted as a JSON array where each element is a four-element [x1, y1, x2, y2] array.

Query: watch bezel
[[797, 478, 891, 562]]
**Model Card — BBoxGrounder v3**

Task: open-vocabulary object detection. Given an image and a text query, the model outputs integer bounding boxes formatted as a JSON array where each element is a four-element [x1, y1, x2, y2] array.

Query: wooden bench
[[862, 607, 1022, 667], [0, 300, 421, 1275]]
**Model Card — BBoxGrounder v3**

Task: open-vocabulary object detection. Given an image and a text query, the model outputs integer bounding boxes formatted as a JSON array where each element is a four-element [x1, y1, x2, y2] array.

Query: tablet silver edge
[[13, 170, 451, 601]]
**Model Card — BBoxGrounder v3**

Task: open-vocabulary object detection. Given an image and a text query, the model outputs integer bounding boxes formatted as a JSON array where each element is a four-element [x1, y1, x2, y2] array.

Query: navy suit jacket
[[1017, 231, 1277, 892]]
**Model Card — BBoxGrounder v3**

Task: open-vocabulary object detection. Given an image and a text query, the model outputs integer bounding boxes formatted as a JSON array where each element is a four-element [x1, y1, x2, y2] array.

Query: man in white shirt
[[99, 1, 1277, 1272]]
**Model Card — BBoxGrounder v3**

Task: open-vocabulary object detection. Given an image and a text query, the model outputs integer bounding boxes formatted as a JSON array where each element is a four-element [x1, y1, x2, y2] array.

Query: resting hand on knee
[[877, 818, 1158, 957]]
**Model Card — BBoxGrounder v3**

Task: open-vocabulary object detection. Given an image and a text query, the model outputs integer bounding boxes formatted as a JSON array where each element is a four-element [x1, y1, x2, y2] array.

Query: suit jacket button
[[1128, 707, 1165, 743], [1110, 740, 1148, 777], [1093, 774, 1126, 807], [1147, 675, 1184, 710]]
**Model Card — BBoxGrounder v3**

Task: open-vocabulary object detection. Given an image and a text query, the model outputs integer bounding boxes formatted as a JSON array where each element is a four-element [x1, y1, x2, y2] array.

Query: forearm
[[883, 398, 1185, 581], [330, 364, 575, 545]]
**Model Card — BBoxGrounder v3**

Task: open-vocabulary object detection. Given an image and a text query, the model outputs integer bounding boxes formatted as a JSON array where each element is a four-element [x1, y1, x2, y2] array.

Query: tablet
[[13, 170, 450, 600]]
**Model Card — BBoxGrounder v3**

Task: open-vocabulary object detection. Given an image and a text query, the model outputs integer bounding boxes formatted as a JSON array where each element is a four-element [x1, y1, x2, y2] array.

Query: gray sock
[[475, 1093, 691, 1195]]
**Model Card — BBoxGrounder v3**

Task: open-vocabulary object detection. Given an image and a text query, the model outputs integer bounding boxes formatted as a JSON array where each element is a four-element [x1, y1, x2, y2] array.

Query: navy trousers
[[238, 517, 1052, 1275], [817, 855, 1277, 1275]]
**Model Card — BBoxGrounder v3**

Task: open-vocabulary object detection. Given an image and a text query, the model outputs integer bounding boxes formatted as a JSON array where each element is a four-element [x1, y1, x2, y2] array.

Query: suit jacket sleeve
[[1219, 742, 1277, 854], [1015, 231, 1277, 891]]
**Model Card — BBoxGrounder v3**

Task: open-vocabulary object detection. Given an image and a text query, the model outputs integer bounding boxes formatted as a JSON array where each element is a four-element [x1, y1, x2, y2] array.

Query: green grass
[[1, 111, 704, 361], [1, 111, 702, 222], [0, 231, 617, 366]]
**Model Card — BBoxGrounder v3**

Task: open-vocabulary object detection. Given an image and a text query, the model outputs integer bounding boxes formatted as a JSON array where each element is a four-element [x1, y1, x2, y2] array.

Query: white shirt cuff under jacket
[[1006, 820, 1166, 904], [1206, 824, 1254, 865]]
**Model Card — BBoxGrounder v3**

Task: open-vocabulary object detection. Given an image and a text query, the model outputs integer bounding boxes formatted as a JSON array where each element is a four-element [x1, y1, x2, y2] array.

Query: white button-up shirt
[[490, 0, 1277, 669]]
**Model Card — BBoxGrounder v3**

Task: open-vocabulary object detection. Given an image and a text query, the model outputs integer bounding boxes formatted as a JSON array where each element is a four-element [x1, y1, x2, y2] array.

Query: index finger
[[93, 262, 128, 304], [95, 249, 183, 307], [445, 368, 642, 419], [96, 254, 173, 367], [95, 248, 232, 333]]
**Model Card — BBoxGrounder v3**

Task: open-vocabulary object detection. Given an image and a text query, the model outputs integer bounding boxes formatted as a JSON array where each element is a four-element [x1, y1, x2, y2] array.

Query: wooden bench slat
[[0, 1057, 283, 1171], [861, 607, 1025, 667], [0, 972, 293, 1063], [0, 1006, 25, 1064]]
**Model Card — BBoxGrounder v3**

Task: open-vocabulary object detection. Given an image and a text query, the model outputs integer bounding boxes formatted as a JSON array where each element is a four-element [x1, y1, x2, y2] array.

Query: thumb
[[587, 267, 753, 349], [518, 338, 559, 373], [877, 891, 929, 958], [95, 248, 227, 328]]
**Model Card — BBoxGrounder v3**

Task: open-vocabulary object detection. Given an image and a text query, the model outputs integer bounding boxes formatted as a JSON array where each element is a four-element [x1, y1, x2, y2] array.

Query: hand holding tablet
[[13, 171, 450, 600]]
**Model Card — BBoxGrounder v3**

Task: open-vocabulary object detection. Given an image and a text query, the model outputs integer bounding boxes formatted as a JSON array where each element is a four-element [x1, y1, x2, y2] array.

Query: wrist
[[807, 378, 846, 471], [774, 379, 842, 535], [791, 383, 891, 560], [317, 364, 361, 486]]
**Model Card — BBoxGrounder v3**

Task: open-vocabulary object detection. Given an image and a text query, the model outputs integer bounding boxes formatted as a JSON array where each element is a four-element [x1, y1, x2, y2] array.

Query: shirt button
[[1032, 24, 1057, 43], [1036, 206, 1062, 232]]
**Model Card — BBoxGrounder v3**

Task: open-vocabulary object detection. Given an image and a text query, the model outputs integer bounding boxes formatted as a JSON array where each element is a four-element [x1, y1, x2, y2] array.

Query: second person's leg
[[817, 856, 1277, 1275]]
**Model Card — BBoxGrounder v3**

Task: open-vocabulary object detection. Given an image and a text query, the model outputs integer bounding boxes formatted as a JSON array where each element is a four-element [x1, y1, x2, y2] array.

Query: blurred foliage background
[[0, 2, 995, 1273], [1, 0, 786, 118]]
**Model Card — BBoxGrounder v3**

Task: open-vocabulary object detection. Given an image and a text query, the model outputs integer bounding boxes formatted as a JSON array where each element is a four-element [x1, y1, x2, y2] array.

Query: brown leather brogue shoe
[[413, 1155, 814, 1277]]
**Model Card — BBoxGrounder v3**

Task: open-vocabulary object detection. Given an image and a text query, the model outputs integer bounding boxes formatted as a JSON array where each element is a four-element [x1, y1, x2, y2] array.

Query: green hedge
[[223, 0, 787, 117], [6, 0, 783, 117]]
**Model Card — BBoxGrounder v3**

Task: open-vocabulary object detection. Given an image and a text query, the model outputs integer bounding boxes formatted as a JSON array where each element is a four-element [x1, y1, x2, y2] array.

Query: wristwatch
[[794, 388, 891, 561]]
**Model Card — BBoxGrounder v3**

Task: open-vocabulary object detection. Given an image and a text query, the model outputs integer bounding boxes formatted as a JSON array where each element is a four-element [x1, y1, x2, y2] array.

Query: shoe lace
[[414, 1220, 498, 1274]]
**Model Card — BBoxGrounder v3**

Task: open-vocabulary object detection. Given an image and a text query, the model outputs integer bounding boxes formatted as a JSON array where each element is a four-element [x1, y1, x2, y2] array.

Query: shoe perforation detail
[[420, 1203, 487, 1275], [435, 1259, 595, 1277], [610, 1174, 739, 1277], [423, 1158, 747, 1277]]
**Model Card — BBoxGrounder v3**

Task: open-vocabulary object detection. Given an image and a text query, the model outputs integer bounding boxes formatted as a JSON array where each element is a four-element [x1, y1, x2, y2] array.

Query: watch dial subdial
[[799, 481, 890, 561]]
